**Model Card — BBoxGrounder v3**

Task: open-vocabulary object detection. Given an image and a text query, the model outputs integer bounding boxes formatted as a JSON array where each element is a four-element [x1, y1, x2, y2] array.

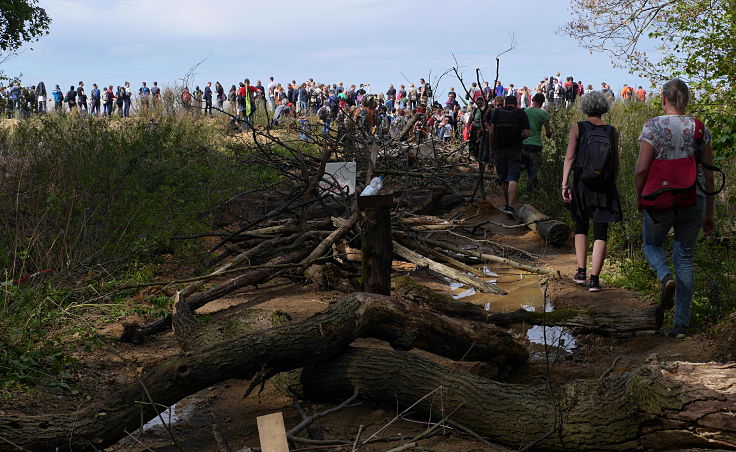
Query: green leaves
[[0, 0, 51, 53]]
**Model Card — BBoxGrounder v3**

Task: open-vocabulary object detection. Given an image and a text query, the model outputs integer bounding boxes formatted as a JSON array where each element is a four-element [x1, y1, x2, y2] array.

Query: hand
[[562, 186, 572, 203], [703, 214, 716, 235]]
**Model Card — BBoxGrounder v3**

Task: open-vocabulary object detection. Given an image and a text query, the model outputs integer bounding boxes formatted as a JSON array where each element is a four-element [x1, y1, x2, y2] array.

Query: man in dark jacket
[[66, 85, 77, 112], [489, 96, 530, 216]]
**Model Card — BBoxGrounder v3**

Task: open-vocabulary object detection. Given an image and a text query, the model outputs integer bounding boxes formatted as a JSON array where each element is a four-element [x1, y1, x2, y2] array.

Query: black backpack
[[493, 108, 521, 148], [575, 121, 615, 186]]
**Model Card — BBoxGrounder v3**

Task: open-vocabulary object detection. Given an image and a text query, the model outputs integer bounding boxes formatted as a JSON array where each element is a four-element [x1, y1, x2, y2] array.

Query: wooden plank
[[257, 412, 289, 452]]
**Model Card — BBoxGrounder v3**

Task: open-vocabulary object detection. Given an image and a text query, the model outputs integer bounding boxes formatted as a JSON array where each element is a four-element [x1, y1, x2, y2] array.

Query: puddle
[[446, 264, 577, 352]]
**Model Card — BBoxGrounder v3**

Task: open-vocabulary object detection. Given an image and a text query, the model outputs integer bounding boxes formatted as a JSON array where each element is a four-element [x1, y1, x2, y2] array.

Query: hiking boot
[[501, 205, 517, 219], [659, 274, 676, 311], [666, 325, 688, 339], [586, 279, 602, 292], [572, 270, 587, 285]]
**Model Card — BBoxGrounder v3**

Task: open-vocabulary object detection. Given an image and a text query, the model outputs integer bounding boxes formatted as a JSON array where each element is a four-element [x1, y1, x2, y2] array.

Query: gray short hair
[[579, 91, 610, 117], [662, 78, 689, 112]]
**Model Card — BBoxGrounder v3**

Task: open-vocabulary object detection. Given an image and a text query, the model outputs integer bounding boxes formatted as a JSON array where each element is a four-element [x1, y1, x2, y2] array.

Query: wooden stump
[[359, 195, 394, 295]]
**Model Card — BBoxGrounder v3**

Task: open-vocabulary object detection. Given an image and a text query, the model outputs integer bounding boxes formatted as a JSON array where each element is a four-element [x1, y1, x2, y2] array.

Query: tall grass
[[531, 99, 736, 331], [0, 113, 275, 389]]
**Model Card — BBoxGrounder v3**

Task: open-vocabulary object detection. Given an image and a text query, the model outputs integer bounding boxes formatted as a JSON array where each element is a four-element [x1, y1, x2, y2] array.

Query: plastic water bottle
[[360, 176, 383, 196]]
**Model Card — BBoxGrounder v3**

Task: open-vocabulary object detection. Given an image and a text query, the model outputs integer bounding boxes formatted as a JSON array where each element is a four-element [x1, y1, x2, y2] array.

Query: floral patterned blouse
[[638, 115, 711, 194]]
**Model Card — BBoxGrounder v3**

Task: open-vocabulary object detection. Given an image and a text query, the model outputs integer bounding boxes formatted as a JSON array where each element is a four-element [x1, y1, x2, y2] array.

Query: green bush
[[0, 114, 276, 389]]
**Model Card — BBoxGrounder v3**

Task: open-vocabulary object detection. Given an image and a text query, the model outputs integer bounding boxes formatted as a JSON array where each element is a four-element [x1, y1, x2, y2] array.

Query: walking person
[[66, 85, 77, 112], [521, 93, 552, 193], [103, 85, 114, 116], [489, 95, 530, 215], [151, 82, 161, 108], [52, 85, 63, 112], [228, 84, 237, 115], [561, 91, 622, 292], [215, 81, 225, 112], [116, 86, 125, 116], [634, 79, 716, 338], [139, 82, 151, 113], [203, 82, 213, 116], [35, 81, 47, 114], [122, 82, 132, 117], [77, 88, 88, 116], [90, 84, 101, 116]]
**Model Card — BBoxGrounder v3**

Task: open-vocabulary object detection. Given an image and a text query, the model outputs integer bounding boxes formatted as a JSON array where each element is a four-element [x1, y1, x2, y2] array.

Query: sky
[[2, 0, 652, 98]]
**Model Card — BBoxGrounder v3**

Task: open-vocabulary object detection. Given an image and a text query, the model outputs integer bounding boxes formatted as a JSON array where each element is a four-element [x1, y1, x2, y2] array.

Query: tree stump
[[359, 194, 394, 295]]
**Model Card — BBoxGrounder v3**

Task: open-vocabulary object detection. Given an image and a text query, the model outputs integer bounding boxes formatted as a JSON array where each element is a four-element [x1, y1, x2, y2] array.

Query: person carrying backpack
[[52, 85, 64, 112], [561, 91, 622, 292], [489, 95, 530, 216], [634, 79, 719, 339]]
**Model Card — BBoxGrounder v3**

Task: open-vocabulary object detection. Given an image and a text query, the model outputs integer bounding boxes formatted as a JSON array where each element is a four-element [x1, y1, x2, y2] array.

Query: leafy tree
[[562, 0, 736, 97], [0, 0, 50, 55]]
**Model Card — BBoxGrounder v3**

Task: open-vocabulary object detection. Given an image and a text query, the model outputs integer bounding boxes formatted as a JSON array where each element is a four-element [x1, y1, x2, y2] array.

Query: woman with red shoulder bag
[[634, 78, 717, 339]]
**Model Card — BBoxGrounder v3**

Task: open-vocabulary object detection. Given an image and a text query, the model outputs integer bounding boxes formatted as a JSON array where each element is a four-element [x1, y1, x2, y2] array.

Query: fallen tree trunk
[[0, 293, 526, 451], [121, 249, 309, 343], [392, 276, 658, 336], [297, 348, 736, 451], [516, 204, 571, 246], [393, 242, 507, 295]]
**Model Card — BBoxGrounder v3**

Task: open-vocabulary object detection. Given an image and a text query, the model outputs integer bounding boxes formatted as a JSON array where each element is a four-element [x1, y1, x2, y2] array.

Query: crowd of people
[[0, 74, 713, 339], [0, 72, 652, 123]]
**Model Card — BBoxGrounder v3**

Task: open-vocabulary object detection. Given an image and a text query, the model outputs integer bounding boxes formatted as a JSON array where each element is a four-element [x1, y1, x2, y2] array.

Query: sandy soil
[[3, 196, 731, 452]]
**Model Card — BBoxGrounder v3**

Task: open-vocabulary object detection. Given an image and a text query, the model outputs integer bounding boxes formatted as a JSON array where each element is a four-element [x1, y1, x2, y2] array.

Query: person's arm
[[561, 123, 578, 203], [544, 121, 552, 138], [701, 142, 716, 234], [522, 128, 530, 140], [634, 140, 656, 197]]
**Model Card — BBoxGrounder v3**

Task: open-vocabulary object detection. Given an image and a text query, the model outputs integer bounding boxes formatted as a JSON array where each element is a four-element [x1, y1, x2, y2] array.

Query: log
[[516, 204, 571, 246], [120, 249, 310, 343], [187, 249, 310, 312], [393, 242, 507, 295], [420, 237, 556, 277], [395, 236, 489, 281], [392, 276, 659, 336], [297, 348, 736, 451], [0, 293, 526, 451]]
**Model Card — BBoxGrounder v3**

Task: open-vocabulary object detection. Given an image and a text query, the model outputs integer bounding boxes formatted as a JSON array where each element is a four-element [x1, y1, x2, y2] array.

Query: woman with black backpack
[[561, 90, 622, 292]]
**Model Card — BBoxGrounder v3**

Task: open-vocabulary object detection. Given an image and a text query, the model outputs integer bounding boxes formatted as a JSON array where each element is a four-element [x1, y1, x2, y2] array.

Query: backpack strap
[[692, 117, 726, 196]]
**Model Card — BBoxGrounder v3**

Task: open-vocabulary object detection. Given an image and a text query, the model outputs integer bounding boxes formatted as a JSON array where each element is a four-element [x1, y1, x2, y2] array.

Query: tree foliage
[[0, 0, 50, 54], [562, 0, 736, 97]]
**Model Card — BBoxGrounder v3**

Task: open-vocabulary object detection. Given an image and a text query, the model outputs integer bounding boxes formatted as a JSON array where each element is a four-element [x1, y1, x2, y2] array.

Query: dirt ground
[[3, 196, 732, 451]]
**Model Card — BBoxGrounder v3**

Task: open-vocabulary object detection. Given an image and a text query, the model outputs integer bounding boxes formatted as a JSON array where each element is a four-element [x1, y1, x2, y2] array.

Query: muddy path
[[2, 196, 728, 451]]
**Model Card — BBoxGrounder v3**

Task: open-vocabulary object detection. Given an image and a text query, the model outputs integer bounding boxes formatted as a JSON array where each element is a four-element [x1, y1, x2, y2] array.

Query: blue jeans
[[642, 196, 705, 327], [123, 99, 131, 117]]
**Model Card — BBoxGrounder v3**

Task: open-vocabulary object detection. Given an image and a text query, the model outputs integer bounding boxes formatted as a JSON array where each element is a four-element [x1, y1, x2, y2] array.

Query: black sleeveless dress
[[570, 121, 623, 224]]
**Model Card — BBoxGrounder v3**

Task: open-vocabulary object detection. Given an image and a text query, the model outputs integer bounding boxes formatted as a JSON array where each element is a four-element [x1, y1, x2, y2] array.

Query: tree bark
[[516, 204, 571, 246], [361, 207, 393, 295], [297, 348, 736, 451], [0, 293, 526, 451]]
